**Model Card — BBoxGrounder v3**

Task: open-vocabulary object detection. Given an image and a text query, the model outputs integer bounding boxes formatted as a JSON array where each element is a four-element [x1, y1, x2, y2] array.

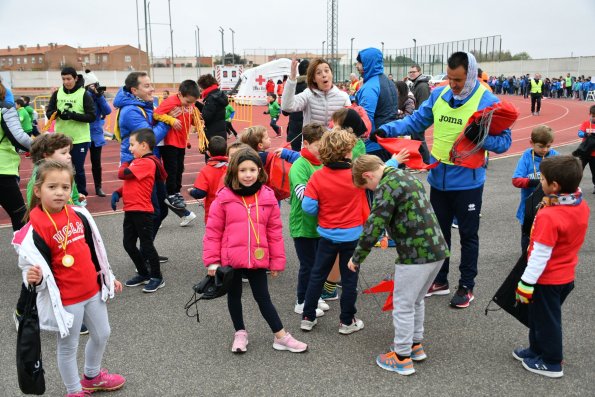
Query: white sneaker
[[318, 298, 330, 311], [300, 318, 317, 331], [180, 211, 197, 227], [339, 318, 364, 335], [293, 302, 324, 317]]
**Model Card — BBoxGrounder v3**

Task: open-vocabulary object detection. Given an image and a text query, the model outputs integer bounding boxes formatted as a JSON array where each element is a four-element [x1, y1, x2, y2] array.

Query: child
[[15, 98, 33, 136], [203, 147, 307, 353], [348, 155, 449, 375], [289, 123, 328, 318], [239, 125, 274, 178], [153, 80, 202, 212], [300, 128, 367, 334], [264, 93, 281, 138], [512, 125, 559, 252], [119, 128, 167, 293], [13, 160, 125, 396], [331, 107, 368, 160], [513, 155, 589, 378], [188, 135, 228, 224], [225, 103, 238, 138], [576, 105, 595, 194], [20, 95, 40, 136]]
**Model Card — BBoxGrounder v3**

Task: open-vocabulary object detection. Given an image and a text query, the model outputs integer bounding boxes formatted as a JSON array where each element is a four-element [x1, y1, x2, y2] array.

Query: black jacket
[[283, 75, 307, 139], [411, 75, 430, 110], [46, 77, 96, 123], [196, 89, 228, 140]]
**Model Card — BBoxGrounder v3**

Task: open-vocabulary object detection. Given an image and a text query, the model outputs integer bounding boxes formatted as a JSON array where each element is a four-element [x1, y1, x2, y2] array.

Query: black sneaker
[[165, 195, 186, 210], [143, 278, 165, 293], [450, 285, 474, 308], [159, 256, 168, 263], [80, 323, 89, 335], [125, 275, 150, 287]]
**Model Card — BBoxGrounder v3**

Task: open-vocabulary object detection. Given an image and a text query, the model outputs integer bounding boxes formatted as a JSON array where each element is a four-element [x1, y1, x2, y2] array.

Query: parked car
[[430, 74, 448, 86]]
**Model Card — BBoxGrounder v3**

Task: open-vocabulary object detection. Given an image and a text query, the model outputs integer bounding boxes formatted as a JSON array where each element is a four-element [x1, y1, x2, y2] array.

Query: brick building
[[79, 45, 148, 71]]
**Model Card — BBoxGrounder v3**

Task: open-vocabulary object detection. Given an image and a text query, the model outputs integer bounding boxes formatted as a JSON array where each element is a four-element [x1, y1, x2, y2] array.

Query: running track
[[1, 96, 591, 227]]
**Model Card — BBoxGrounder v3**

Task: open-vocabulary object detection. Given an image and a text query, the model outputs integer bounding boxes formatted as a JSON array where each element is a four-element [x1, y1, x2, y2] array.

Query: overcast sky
[[1, 0, 593, 59]]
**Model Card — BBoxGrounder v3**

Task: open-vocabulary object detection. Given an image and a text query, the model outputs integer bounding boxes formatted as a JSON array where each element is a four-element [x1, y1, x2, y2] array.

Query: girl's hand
[[290, 56, 298, 80], [394, 149, 410, 164], [273, 147, 283, 157], [26, 265, 42, 285], [207, 264, 220, 277], [270, 270, 280, 278], [114, 279, 123, 293]]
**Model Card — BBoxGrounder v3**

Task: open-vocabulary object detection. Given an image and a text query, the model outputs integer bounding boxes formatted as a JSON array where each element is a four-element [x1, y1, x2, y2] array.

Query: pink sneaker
[[80, 368, 126, 392], [232, 330, 248, 353], [66, 391, 91, 397], [273, 332, 308, 353]]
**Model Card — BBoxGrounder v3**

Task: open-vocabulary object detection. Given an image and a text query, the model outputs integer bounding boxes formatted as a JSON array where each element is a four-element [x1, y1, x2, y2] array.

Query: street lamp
[[381, 42, 384, 55], [350, 37, 355, 73], [195, 26, 200, 78], [229, 28, 235, 65], [322, 41, 326, 58], [167, 0, 174, 84], [413, 38, 417, 64], [219, 26, 225, 65]]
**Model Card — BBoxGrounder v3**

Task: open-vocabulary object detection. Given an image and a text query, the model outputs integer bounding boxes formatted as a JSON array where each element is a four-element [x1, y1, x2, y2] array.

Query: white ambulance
[[215, 65, 244, 93]]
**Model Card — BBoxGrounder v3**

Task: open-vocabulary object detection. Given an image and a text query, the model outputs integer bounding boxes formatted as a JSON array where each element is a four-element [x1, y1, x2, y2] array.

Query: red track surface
[[2, 97, 591, 227]]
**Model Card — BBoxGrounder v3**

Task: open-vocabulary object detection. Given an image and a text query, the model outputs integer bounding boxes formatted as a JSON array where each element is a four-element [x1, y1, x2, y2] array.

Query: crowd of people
[[486, 73, 594, 100], [0, 49, 592, 396]]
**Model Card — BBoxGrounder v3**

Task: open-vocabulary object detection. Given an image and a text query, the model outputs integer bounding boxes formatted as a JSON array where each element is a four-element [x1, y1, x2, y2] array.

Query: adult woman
[[395, 81, 415, 120], [196, 74, 228, 160]]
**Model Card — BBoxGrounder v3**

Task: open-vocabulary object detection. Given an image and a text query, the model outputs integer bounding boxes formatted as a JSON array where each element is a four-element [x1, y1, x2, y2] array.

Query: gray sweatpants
[[57, 292, 111, 394], [392, 261, 442, 356]]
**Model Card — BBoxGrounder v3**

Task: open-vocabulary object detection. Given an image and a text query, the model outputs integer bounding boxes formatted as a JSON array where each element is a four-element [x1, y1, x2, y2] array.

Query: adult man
[[408, 64, 431, 163], [355, 47, 398, 160], [46, 67, 96, 196], [348, 72, 361, 102], [370, 52, 512, 308], [529, 73, 544, 116], [565, 73, 573, 98]]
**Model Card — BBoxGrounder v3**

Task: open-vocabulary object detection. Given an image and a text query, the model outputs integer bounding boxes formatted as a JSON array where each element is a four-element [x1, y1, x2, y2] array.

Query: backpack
[[264, 152, 291, 201], [0, 107, 30, 152], [113, 106, 147, 142]]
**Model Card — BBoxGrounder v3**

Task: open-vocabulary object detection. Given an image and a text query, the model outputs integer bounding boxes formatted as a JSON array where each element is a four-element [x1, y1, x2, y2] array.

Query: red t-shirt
[[528, 201, 590, 284], [579, 120, 595, 156], [154, 94, 196, 148], [30, 206, 99, 306], [122, 157, 156, 212], [193, 156, 227, 223], [304, 166, 367, 229]]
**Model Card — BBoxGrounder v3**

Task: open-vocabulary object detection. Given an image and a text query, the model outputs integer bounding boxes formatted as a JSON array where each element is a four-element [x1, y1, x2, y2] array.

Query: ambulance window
[[223, 71, 228, 78], [232, 71, 237, 77]]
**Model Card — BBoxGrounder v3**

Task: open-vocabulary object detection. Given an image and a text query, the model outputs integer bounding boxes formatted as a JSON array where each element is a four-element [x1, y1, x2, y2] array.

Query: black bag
[[16, 285, 45, 395], [184, 266, 235, 322], [485, 253, 530, 328]]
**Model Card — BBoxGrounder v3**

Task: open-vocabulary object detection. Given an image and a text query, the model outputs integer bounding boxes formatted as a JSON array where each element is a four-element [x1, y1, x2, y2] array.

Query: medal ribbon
[[42, 205, 71, 256], [241, 194, 260, 247]]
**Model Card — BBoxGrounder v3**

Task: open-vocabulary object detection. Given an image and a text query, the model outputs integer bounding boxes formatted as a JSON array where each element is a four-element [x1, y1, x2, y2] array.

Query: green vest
[[17, 107, 33, 132], [565, 76, 572, 88], [431, 85, 485, 165], [55, 86, 90, 144], [0, 111, 22, 176], [530, 79, 543, 94]]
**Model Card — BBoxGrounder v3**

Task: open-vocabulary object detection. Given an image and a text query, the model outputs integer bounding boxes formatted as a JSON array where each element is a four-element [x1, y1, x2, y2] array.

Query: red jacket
[[192, 156, 228, 223], [266, 80, 275, 94], [153, 94, 198, 148]]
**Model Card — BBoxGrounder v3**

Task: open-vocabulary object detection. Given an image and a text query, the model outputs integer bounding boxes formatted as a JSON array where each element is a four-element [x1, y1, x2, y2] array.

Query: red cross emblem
[[255, 75, 265, 85]]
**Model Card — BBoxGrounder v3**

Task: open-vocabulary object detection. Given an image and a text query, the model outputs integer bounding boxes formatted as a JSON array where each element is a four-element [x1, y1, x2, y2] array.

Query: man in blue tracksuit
[[370, 52, 512, 308], [355, 47, 398, 161]]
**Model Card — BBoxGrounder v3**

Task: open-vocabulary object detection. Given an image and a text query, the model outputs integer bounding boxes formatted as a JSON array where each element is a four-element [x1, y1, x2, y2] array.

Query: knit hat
[[298, 59, 310, 76], [83, 70, 99, 87], [342, 109, 367, 137]]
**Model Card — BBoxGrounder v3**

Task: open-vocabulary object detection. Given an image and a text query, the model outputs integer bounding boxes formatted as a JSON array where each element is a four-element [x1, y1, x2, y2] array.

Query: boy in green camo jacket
[[348, 154, 449, 376]]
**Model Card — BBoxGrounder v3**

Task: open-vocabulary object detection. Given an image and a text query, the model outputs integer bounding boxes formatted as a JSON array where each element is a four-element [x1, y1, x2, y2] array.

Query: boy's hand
[[110, 191, 120, 211], [114, 279, 123, 293], [347, 259, 359, 272], [168, 107, 182, 118], [273, 147, 283, 157], [173, 119, 182, 130], [78, 194, 86, 203], [515, 280, 534, 304], [393, 149, 410, 164], [26, 265, 43, 285]]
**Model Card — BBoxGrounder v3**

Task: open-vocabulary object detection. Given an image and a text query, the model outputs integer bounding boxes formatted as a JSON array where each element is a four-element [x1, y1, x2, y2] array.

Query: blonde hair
[[530, 125, 554, 145], [224, 147, 268, 190], [25, 160, 74, 221], [332, 108, 349, 126], [318, 128, 357, 165], [239, 125, 268, 151], [352, 154, 384, 187]]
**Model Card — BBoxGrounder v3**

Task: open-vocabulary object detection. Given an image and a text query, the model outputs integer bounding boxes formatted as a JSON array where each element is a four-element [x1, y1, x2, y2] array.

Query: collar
[[540, 188, 583, 208], [201, 85, 219, 99], [232, 181, 262, 196], [300, 148, 321, 166], [326, 158, 351, 170]]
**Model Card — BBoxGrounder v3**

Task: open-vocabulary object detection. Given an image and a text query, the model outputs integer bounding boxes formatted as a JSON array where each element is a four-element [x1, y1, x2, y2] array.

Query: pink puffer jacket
[[202, 185, 285, 271]]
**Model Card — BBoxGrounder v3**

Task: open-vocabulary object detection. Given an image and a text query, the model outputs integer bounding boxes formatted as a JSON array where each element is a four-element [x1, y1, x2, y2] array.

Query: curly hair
[[197, 74, 218, 89], [239, 125, 268, 151], [318, 127, 357, 165], [30, 133, 73, 164]]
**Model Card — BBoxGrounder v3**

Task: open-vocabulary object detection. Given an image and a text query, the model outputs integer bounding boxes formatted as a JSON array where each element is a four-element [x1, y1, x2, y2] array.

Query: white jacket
[[12, 206, 116, 338], [281, 78, 350, 127]]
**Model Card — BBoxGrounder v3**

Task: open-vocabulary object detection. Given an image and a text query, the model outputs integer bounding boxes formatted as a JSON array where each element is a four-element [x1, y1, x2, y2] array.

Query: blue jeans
[[270, 118, 281, 135], [70, 142, 90, 196], [430, 186, 483, 289], [302, 237, 359, 325], [294, 237, 319, 303]]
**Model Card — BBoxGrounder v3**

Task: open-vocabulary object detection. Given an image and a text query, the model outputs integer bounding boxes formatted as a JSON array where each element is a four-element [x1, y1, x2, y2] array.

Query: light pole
[[229, 28, 235, 65], [167, 0, 174, 84], [147, 1, 154, 77], [143, 0, 149, 71], [219, 26, 225, 65], [195, 26, 200, 78], [381, 42, 384, 56], [350, 37, 355, 73], [413, 38, 417, 64], [322, 41, 326, 58]]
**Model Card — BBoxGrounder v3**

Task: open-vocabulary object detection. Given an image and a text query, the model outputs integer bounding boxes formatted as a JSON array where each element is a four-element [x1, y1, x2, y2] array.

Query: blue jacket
[[112, 88, 169, 163], [355, 48, 398, 153], [379, 83, 512, 191], [89, 92, 112, 147]]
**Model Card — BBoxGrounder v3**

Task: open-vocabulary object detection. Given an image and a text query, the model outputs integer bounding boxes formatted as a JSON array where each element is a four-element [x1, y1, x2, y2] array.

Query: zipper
[[247, 204, 251, 267]]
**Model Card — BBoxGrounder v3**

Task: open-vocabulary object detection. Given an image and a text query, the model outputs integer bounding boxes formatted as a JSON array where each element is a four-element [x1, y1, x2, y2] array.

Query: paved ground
[[1, 142, 594, 396]]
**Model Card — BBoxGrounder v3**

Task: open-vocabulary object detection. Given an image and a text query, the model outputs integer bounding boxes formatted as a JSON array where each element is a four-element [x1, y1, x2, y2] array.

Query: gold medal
[[62, 254, 75, 267], [254, 248, 265, 260]]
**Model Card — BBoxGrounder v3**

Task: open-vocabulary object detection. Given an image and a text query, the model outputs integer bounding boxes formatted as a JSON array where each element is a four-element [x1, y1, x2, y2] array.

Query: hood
[[113, 87, 154, 110], [357, 48, 384, 81], [206, 89, 229, 107], [296, 75, 307, 84], [413, 74, 430, 84]]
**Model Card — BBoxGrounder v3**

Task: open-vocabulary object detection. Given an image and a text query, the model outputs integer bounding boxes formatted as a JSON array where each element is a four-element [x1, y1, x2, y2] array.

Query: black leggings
[[90, 142, 103, 188], [0, 175, 26, 231]]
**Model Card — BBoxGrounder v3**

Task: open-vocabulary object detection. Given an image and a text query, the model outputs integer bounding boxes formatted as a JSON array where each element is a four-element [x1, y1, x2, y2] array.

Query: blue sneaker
[[522, 356, 563, 378], [320, 289, 338, 301], [376, 351, 415, 375], [410, 343, 427, 361], [143, 278, 165, 293], [512, 347, 538, 362], [125, 275, 150, 287]]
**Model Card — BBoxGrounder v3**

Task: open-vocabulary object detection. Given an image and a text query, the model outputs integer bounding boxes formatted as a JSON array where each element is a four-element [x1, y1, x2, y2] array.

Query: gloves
[[515, 280, 534, 304], [369, 128, 386, 143], [263, 111, 268, 115], [110, 191, 120, 211], [59, 110, 73, 120], [464, 121, 481, 142]]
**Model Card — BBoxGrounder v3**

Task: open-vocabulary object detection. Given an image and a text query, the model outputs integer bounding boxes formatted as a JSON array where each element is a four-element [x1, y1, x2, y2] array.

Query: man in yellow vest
[[46, 67, 96, 196], [565, 73, 573, 98], [369, 52, 512, 308], [530, 73, 543, 116]]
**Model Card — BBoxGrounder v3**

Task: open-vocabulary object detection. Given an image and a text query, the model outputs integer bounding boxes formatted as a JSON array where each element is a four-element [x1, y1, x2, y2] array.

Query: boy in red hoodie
[[188, 136, 228, 224]]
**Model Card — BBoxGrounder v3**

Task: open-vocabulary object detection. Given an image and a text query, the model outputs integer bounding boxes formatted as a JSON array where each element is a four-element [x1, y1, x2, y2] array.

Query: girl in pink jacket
[[202, 147, 307, 354]]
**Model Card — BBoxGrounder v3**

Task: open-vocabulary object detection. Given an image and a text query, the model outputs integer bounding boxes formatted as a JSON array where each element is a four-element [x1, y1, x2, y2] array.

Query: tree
[[214, 53, 246, 65]]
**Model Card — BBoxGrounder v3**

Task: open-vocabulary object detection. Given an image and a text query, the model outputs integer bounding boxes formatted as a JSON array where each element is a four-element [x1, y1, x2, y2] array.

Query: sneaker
[[410, 343, 427, 361], [425, 282, 450, 297], [80, 324, 89, 335], [159, 256, 169, 263], [376, 351, 415, 375], [451, 222, 459, 229], [179, 211, 197, 227], [512, 347, 538, 362], [165, 194, 186, 210], [273, 332, 308, 353], [80, 368, 126, 392], [320, 289, 338, 301], [13, 310, 22, 332], [66, 391, 92, 397], [293, 302, 325, 318], [95, 187, 106, 197], [142, 278, 165, 293], [300, 317, 317, 332], [125, 275, 150, 287], [522, 356, 563, 378], [317, 298, 330, 311], [339, 318, 364, 335], [232, 330, 248, 353], [450, 285, 474, 308]]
